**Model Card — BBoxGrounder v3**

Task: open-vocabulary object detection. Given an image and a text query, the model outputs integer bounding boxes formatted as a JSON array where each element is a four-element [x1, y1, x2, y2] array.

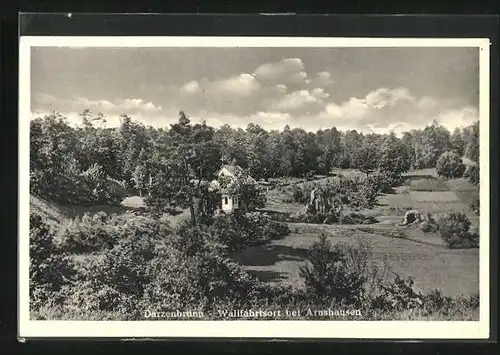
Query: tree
[[464, 121, 479, 163], [215, 125, 248, 169], [117, 115, 152, 188], [378, 132, 411, 177], [340, 130, 361, 168], [131, 149, 148, 197], [245, 123, 269, 179], [450, 127, 465, 156], [436, 151, 466, 178], [352, 134, 379, 176], [278, 125, 295, 177], [30, 112, 81, 203], [77, 110, 123, 182], [417, 120, 452, 168], [145, 111, 221, 226]]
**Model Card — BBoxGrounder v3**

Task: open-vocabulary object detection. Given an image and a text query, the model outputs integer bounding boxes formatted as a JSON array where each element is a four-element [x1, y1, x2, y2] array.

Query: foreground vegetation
[[30, 209, 479, 321]]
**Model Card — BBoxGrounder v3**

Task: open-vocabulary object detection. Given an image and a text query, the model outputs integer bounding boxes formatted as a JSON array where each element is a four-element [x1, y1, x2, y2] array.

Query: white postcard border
[[18, 36, 491, 339]]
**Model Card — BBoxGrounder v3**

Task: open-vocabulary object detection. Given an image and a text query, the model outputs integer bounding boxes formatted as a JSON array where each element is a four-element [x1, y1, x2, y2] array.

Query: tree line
[[30, 109, 479, 210]]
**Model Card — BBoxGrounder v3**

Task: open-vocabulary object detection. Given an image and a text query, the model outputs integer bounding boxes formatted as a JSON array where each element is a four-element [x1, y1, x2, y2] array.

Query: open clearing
[[233, 168, 480, 297]]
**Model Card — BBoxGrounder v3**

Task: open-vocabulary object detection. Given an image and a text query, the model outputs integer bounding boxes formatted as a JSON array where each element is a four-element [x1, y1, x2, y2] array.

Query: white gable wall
[[221, 193, 239, 213]]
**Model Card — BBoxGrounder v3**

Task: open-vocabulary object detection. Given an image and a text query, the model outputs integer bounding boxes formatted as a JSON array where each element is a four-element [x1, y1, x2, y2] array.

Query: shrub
[[340, 213, 378, 225], [438, 212, 479, 249], [141, 243, 257, 314], [294, 210, 377, 226], [421, 213, 439, 233], [290, 184, 309, 204], [465, 166, 480, 185], [470, 198, 480, 216], [299, 235, 367, 306], [78, 164, 127, 206], [232, 178, 267, 211], [206, 212, 290, 253], [366, 170, 400, 194], [372, 276, 424, 311], [30, 163, 126, 207], [290, 175, 384, 213], [30, 212, 76, 310], [297, 210, 339, 224], [436, 151, 466, 178], [59, 212, 171, 253]]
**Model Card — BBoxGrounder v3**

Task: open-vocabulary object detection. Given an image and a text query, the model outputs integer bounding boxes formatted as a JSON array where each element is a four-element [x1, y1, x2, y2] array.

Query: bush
[[299, 235, 367, 306], [30, 212, 76, 310], [372, 276, 424, 311], [470, 198, 479, 216], [289, 175, 384, 213], [59, 212, 171, 253], [141, 242, 257, 314], [340, 213, 378, 225], [294, 210, 377, 225], [421, 213, 439, 233], [465, 166, 480, 185], [436, 151, 466, 178], [438, 212, 479, 249], [30, 163, 126, 207], [366, 170, 400, 194], [206, 212, 290, 253], [290, 184, 309, 204]]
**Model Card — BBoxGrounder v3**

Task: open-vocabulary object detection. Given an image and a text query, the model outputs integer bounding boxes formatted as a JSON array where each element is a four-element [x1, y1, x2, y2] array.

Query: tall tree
[[145, 111, 221, 225], [451, 127, 465, 157], [352, 134, 379, 176], [414, 120, 452, 169], [378, 132, 411, 177], [464, 121, 479, 163]]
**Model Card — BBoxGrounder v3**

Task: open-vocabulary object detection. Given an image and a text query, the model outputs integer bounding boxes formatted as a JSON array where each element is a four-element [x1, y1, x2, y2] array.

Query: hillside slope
[[29, 194, 72, 226]]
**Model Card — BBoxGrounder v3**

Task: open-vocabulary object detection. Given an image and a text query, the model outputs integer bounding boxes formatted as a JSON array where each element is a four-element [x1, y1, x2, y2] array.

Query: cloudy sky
[[30, 46, 479, 134]]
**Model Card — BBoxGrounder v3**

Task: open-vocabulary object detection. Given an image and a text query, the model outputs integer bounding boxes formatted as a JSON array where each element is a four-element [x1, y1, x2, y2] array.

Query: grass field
[[234, 168, 480, 297]]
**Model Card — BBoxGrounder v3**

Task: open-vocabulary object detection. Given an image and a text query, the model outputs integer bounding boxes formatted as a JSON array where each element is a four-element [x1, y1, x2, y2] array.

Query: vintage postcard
[[19, 36, 490, 339]]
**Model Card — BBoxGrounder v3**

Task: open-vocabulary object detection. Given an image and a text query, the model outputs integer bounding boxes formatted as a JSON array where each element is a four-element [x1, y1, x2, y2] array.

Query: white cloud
[[365, 87, 416, 109], [267, 89, 326, 114], [309, 87, 477, 134], [311, 88, 330, 99], [123, 98, 162, 112], [198, 110, 292, 131], [310, 71, 335, 87], [417, 95, 439, 110], [208, 73, 260, 97], [171, 58, 335, 117], [274, 84, 287, 93], [33, 94, 162, 116], [180, 80, 201, 94], [435, 106, 479, 131], [31, 110, 176, 129], [253, 58, 308, 85]]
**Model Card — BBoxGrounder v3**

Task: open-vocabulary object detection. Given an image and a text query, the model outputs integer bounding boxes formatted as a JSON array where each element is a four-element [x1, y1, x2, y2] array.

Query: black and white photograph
[[18, 36, 490, 339]]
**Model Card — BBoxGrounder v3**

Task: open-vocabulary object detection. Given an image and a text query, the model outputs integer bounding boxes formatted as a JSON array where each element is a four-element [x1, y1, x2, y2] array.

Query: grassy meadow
[[232, 168, 480, 298]]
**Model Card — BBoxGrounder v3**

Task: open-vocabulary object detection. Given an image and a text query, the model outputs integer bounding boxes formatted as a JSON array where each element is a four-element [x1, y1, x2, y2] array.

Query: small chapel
[[209, 163, 256, 214]]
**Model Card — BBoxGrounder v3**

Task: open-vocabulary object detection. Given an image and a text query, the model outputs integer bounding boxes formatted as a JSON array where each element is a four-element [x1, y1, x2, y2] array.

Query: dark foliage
[[438, 212, 479, 249], [436, 151, 466, 178]]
